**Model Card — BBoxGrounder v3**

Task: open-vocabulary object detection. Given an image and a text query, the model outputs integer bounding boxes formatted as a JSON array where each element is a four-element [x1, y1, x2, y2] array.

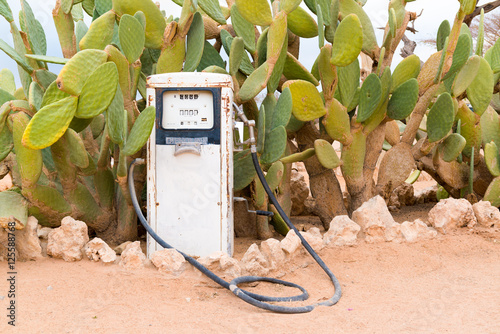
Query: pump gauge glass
[[162, 90, 214, 130]]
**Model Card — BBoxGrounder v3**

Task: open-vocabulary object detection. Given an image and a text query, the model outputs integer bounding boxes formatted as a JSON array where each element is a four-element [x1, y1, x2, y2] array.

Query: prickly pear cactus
[[1, 0, 498, 243]]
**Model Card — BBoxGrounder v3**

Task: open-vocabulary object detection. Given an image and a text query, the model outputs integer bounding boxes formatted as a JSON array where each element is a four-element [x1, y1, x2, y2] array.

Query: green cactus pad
[[427, 92, 454, 143], [337, 58, 360, 108], [202, 66, 229, 74], [0, 88, 14, 107], [281, 0, 303, 14], [0, 0, 13, 22], [198, 0, 226, 24], [0, 191, 27, 229], [341, 129, 367, 181], [460, 0, 477, 15], [287, 6, 318, 38], [112, 0, 166, 49], [76, 62, 118, 119], [265, 161, 284, 190], [20, 0, 46, 56], [229, 37, 245, 77], [65, 128, 89, 168], [443, 34, 472, 80], [239, 62, 270, 102], [28, 82, 43, 112], [0, 125, 13, 161], [322, 98, 352, 145], [11, 112, 42, 187], [184, 12, 205, 72], [484, 141, 500, 177], [267, 11, 288, 63], [79, 10, 115, 50], [466, 57, 493, 116], [387, 78, 419, 120], [439, 133, 466, 162], [330, 14, 363, 67], [457, 102, 482, 158], [260, 125, 287, 164], [280, 148, 316, 164], [480, 106, 500, 147], [230, 4, 256, 53], [118, 14, 145, 63], [436, 20, 450, 51], [282, 53, 319, 86], [391, 54, 421, 92], [197, 40, 226, 72], [56, 49, 108, 96], [233, 0, 272, 26], [339, 0, 378, 56], [452, 55, 481, 97], [317, 5, 325, 48], [283, 80, 325, 121], [105, 44, 130, 97], [267, 34, 288, 93], [483, 176, 500, 206], [157, 36, 186, 74], [357, 73, 382, 122], [272, 87, 293, 129], [220, 30, 254, 76], [122, 105, 155, 156], [22, 96, 78, 150], [234, 149, 257, 191], [23, 184, 72, 218], [314, 139, 341, 169], [0, 68, 16, 95], [106, 88, 125, 144], [257, 105, 266, 154], [486, 40, 500, 73]]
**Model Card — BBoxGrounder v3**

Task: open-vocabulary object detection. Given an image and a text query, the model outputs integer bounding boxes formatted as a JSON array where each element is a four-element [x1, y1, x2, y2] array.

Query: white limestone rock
[[300, 229, 324, 252], [241, 243, 269, 276], [428, 198, 477, 233], [47, 217, 89, 262], [401, 219, 438, 243], [352, 195, 402, 243], [16, 216, 42, 260], [472, 201, 500, 228], [151, 248, 188, 276], [260, 238, 286, 270], [280, 229, 302, 256], [324, 215, 361, 247], [84, 238, 117, 263], [119, 241, 147, 270]]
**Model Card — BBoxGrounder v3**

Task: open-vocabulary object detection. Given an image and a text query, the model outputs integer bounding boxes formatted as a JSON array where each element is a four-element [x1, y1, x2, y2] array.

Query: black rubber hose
[[128, 155, 341, 313]]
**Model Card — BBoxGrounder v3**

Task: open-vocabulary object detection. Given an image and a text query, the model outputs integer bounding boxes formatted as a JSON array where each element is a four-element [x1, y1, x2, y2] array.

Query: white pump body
[[146, 73, 234, 257]]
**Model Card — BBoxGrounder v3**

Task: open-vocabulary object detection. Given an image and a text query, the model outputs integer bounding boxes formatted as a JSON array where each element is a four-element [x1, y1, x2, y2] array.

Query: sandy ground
[[1, 223, 498, 333]]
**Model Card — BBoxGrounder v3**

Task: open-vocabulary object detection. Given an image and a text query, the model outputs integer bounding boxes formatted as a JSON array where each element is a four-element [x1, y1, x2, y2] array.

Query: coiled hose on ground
[[128, 153, 342, 313]]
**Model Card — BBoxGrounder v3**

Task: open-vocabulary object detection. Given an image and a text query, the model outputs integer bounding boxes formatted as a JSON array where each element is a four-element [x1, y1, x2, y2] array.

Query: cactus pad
[[322, 98, 352, 145], [79, 10, 115, 50], [436, 20, 450, 51], [272, 87, 293, 129], [330, 14, 363, 67], [439, 133, 466, 162], [260, 125, 287, 164], [280, 148, 315, 164], [234, 149, 257, 191], [56, 49, 108, 96], [22, 96, 78, 149], [233, 0, 272, 26], [357, 73, 382, 122], [483, 175, 500, 206], [287, 6, 318, 38], [122, 106, 155, 156], [315, 139, 341, 169], [485, 141, 500, 177], [427, 92, 454, 143], [0, 191, 27, 229], [230, 4, 256, 53], [283, 80, 326, 121], [391, 54, 421, 92], [387, 78, 419, 120], [112, 0, 166, 49], [118, 14, 145, 63], [184, 12, 205, 72], [466, 57, 493, 116]]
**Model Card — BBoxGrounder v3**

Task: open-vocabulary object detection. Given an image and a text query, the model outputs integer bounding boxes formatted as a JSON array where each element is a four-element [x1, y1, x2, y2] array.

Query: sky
[[0, 0, 483, 88]]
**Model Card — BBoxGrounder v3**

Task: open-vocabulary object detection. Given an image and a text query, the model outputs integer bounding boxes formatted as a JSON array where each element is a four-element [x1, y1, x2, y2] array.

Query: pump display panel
[[162, 90, 214, 130]]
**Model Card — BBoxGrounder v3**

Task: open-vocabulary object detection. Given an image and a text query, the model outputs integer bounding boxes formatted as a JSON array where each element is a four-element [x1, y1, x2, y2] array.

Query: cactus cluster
[[0, 0, 499, 242]]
